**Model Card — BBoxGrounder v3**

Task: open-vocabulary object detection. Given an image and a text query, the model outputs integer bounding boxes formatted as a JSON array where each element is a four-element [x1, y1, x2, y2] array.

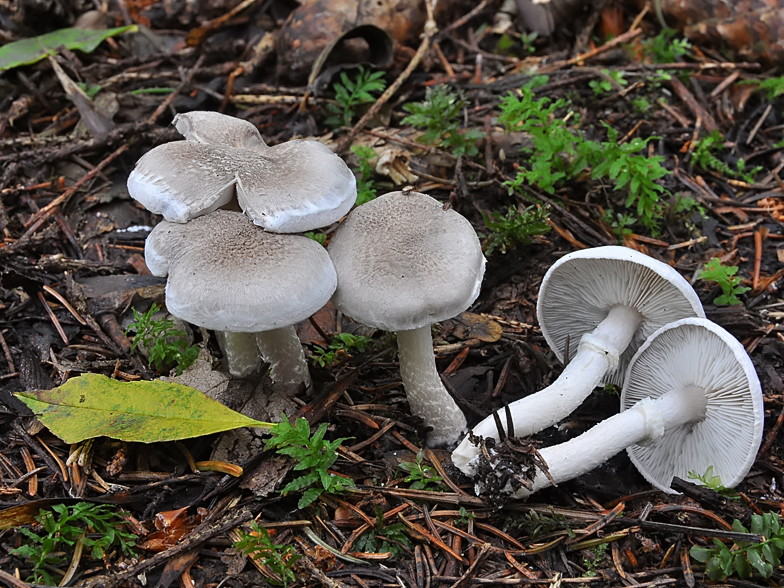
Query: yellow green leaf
[[15, 373, 271, 444], [0, 26, 138, 73]]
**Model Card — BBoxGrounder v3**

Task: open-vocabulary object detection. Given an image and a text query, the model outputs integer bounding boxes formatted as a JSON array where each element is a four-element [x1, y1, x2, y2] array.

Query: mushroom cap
[[327, 191, 486, 331], [126, 112, 357, 232], [537, 246, 705, 386], [621, 317, 764, 493], [144, 210, 337, 332], [173, 111, 267, 150]]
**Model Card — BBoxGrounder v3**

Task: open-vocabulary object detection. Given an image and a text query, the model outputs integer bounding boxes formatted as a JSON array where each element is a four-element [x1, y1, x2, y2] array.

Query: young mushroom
[[144, 210, 337, 390], [505, 317, 764, 497], [127, 111, 356, 232], [327, 191, 486, 446], [453, 246, 705, 474]]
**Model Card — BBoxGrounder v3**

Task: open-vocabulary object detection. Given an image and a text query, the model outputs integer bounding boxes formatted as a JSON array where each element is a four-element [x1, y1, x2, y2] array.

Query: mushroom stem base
[[256, 326, 312, 395], [397, 326, 468, 447], [216, 331, 260, 378]]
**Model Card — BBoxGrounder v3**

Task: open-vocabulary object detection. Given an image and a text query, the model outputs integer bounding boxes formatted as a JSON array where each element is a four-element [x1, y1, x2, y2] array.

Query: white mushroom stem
[[515, 384, 709, 497], [215, 331, 260, 378], [453, 304, 643, 474], [256, 326, 312, 394], [397, 326, 468, 447]]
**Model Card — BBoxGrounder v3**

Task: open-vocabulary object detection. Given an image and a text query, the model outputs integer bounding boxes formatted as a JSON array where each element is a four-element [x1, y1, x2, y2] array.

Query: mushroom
[[145, 210, 337, 389], [453, 246, 705, 474], [506, 317, 764, 497], [127, 110, 357, 233], [327, 190, 486, 446]]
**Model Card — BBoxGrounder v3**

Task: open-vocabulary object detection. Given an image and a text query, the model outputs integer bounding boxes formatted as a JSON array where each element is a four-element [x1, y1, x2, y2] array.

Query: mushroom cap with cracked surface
[[145, 210, 337, 332]]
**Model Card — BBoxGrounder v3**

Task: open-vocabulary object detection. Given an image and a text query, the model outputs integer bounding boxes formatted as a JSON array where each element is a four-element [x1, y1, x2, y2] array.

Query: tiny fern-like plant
[[233, 522, 300, 587], [350, 144, 379, 206], [481, 205, 551, 255], [699, 258, 750, 306], [311, 332, 371, 368], [266, 417, 355, 508], [325, 66, 386, 128], [125, 303, 199, 375], [690, 513, 784, 581]]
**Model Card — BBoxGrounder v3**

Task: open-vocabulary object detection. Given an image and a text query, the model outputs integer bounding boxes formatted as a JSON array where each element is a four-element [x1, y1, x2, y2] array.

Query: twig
[[147, 54, 206, 124], [336, 0, 438, 153]]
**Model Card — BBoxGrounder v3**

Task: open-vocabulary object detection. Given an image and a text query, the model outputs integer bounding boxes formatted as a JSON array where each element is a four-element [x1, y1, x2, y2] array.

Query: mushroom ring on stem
[[327, 190, 486, 447], [127, 111, 357, 233], [145, 210, 337, 390], [507, 317, 764, 497], [453, 246, 705, 474]]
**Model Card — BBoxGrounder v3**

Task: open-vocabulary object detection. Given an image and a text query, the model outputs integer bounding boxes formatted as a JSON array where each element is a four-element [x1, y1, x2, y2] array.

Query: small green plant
[[350, 144, 379, 205], [631, 96, 651, 114], [397, 449, 445, 491], [699, 258, 750, 306], [504, 508, 574, 541], [401, 85, 484, 157], [691, 130, 760, 184], [751, 76, 784, 100], [233, 522, 300, 587], [304, 231, 327, 246], [481, 205, 551, 255], [582, 542, 609, 577], [454, 506, 476, 528], [592, 124, 669, 232], [355, 507, 412, 558], [639, 29, 691, 63], [125, 302, 199, 375], [266, 417, 355, 508], [602, 210, 636, 242], [311, 332, 371, 368], [11, 502, 137, 585], [325, 66, 386, 128], [687, 466, 739, 499], [690, 512, 784, 581], [589, 70, 627, 96]]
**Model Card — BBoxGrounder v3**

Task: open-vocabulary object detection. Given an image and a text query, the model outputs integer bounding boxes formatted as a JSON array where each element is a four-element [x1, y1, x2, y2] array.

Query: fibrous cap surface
[[621, 317, 764, 493], [144, 210, 336, 331], [328, 191, 486, 331], [537, 246, 704, 386]]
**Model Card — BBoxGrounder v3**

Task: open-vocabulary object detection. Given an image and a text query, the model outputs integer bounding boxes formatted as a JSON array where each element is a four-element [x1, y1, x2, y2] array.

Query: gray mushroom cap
[[327, 191, 486, 332], [536, 246, 705, 386], [144, 210, 337, 331], [621, 317, 764, 493], [127, 111, 357, 232]]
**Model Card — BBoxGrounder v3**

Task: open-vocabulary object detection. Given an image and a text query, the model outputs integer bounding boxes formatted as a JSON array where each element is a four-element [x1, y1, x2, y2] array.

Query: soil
[[1, 0, 783, 587]]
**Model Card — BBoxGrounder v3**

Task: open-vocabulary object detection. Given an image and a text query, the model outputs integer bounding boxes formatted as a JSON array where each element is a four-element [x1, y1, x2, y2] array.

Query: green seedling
[[687, 466, 739, 499], [355, 506, 412, 558], [233, 522, 300, 587], [125, 302, 199, 375], [631, 96, 651, 114], [397, 449, 445, 491], [350, 144, 379, 205], [454, 506, 476, 529], [325, 66, 386, 128], [481, 204, 551, 255], [601, 210, 636, 242], [582, 542, 609, 577], [639, 28, 691, 63], [311, 332, 371, 368], [11, 502, 137, 585], [592, 124, 669, 232], [266, 417, 355, 508], [699, 258, 750, 306], [745, 76, 784, 100], [304, 231, 327, 246], [401, 85, 485, 157], [589, 70, 627, 96], [690, 512, 784, 581], [691, 130, 760, 184]]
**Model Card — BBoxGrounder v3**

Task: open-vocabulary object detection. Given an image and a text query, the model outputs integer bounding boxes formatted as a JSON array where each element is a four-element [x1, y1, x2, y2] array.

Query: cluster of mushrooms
[[127, 111, 484, 445], [128, 111, 763, 497], [451, 246, 765, 496]]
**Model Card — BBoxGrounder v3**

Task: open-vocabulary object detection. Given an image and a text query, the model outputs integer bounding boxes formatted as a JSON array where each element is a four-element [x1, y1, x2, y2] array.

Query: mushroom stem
[[256, 326, 312, 394], [453, 304, 643, 474], [215, 331, 260, 378], [515, 385, 709, 497], [396, 326, 468, 447]]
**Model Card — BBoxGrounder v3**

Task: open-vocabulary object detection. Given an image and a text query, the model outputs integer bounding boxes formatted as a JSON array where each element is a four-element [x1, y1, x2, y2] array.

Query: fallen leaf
[[15, 373, 271, 444], [0, 26, 138, 73]]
